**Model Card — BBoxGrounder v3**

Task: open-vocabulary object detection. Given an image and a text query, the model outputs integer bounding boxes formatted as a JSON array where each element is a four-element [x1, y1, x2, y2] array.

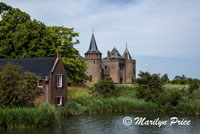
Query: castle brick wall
[[85, 54, 102, 83]]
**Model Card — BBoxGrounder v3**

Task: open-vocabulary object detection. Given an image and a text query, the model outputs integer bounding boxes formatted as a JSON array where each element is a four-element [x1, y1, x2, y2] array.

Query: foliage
[[62, 56, 88, 83], [189, 79, 199, 94], [0, 103, 57, 129], [159, 87, 183, 106], [0, 3, 88, 82], [136, 71, 163, 102], [135, 72, 198, 107], [170, 74, 200, 85], [161, 74, 169, 83], [92, 78, 117, 97], [0, 2, 11, 14], [0, 63, 42, 107], [115, 84, 137, 98]]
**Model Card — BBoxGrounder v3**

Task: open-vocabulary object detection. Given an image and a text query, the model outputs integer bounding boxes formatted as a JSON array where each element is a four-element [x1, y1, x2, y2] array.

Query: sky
[[2, 0, 200, 79]]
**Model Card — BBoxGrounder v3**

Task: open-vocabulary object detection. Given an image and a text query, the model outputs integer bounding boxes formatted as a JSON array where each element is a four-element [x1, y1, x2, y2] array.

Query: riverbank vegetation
[[63, 73, 200, 116], [0, 103, 57, 129], [1, 81, 200, 129]]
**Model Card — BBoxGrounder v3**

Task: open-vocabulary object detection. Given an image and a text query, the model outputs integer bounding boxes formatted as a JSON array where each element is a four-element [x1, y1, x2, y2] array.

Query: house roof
[[85, 33, 101, 54], [0, 57, 57, 77]]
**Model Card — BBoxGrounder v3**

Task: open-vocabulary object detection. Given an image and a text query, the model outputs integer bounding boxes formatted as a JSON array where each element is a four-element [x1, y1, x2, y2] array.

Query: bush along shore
[[1, 79, 200, 129], [61, 83, 200, 117]]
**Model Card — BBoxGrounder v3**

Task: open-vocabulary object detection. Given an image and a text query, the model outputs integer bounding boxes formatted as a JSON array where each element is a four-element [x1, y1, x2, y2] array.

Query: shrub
[[136, 71, 163, 103], [92, 78, 117, 97], [189, 80, 199, 94], [0, 63, 42, 107]]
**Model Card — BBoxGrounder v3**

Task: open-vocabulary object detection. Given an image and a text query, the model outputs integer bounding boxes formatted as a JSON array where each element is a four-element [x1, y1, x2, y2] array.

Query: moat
[[2, 113, 200, 134]]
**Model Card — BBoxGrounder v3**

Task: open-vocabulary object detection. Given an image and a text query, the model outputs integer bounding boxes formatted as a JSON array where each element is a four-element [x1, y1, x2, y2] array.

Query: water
[[2, 113, 200, 134]]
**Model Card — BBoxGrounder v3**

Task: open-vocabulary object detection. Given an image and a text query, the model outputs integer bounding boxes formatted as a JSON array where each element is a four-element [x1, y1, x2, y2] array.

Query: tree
[[0, 63, 43, 107], [0, 3, 88, 82], [161, 74, 169, 83], [0, 2, 11, 14], [47, 26, 88, 82], [136, 71, 163, 102], [92, 78, 116, 97], [189, 79, 199, 94], [62, 56, 88, 83]]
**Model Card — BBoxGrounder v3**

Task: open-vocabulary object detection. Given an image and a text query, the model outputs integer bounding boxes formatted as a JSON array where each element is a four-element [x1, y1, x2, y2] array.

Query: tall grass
[[77, 97, 158, 113], [68, 87, 92, 100], [163, 84, 189, 90], [115, 84, 137, 98], [0, 103, 58, 129], [177, 99, 200, 115], [67, 84, 200, 116]]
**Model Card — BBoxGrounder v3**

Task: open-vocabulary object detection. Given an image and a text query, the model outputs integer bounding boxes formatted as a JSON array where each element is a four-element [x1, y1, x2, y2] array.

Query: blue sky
[[2, 0, 200, 79]]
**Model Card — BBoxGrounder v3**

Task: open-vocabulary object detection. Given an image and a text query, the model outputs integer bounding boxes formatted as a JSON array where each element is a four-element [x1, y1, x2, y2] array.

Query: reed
[[0, 103, 57, 129]]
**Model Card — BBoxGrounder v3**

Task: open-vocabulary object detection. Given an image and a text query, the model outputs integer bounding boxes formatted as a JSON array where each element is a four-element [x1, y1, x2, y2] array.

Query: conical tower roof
[[85, 33, 101, 54], [110, 47, 121, 58], [123, 43, 132, 60]]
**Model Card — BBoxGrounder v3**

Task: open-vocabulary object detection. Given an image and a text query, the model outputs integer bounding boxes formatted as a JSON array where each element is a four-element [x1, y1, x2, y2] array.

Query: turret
[[85, 33, 102, 83], [123, 43, 132, 60], [122, 43, 136, 83]]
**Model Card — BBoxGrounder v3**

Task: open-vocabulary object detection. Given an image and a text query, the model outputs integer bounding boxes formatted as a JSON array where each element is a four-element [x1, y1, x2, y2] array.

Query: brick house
[[0, 53, 67, 106]]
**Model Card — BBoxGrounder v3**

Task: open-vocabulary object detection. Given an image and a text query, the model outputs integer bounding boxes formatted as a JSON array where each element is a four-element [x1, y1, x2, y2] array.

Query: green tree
[[92, 78, 117, 97], [47, 26, 88, 82], [189, 79, 199, 94], [0, 63, 43, 107], [0, 2, 11, 14], [161, 74, 169, 83], [136, 71, 163, 102], [0, 3, 88, 82]]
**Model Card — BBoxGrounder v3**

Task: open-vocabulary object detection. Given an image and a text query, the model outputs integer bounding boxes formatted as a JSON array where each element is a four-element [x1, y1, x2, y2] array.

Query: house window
[[57, 74, 62, 88], [56, 96, 62, 106], [38, 79, 44, 88]]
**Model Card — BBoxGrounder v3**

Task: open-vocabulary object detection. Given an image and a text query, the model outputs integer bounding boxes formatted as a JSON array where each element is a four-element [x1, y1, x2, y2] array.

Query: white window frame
[[38, 79, 43, 88], [57, 74, 62, 88], [56, 96, 62, 106]]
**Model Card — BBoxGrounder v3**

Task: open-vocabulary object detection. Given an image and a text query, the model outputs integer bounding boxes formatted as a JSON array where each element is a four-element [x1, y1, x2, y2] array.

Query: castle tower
[[85, 33, 102, 83], [123, 43, 136, 83]]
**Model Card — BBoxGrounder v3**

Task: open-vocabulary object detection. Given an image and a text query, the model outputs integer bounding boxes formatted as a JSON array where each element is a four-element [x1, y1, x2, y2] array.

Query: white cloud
[[3, 0, 200, 58], [1, 0, 200, 78]]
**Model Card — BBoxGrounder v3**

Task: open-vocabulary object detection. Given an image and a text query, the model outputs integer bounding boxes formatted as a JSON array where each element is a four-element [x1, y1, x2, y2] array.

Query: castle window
[[105, 66, 107, 69], [132, 76, 134, 82], [89, 75, 92, 82], [94, 61, 95, 64]]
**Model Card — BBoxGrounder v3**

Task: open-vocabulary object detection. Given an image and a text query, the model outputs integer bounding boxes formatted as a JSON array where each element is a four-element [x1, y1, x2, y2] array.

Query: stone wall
[[85, 53, 102, 83]]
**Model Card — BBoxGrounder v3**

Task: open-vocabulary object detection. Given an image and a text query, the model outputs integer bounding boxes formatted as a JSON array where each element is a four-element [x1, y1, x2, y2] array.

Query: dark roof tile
[[85, 33, 101, 54], [0, 57, 56, 77]]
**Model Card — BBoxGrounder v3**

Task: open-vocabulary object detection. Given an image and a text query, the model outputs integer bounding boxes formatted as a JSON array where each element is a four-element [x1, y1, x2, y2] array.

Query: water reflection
[[1, 113, 200, 134]]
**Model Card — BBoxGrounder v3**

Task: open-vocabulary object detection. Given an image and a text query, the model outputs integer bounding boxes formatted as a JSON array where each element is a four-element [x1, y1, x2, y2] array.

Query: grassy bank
[[0, 103, 58, 129], [63, 84, 200, 116], [58, 85, 158, 116], [1, 84, 199, 129]]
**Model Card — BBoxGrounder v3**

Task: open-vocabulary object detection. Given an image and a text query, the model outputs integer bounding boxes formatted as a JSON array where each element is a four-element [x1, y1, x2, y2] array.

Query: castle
[[85, 33, 136, 83]]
